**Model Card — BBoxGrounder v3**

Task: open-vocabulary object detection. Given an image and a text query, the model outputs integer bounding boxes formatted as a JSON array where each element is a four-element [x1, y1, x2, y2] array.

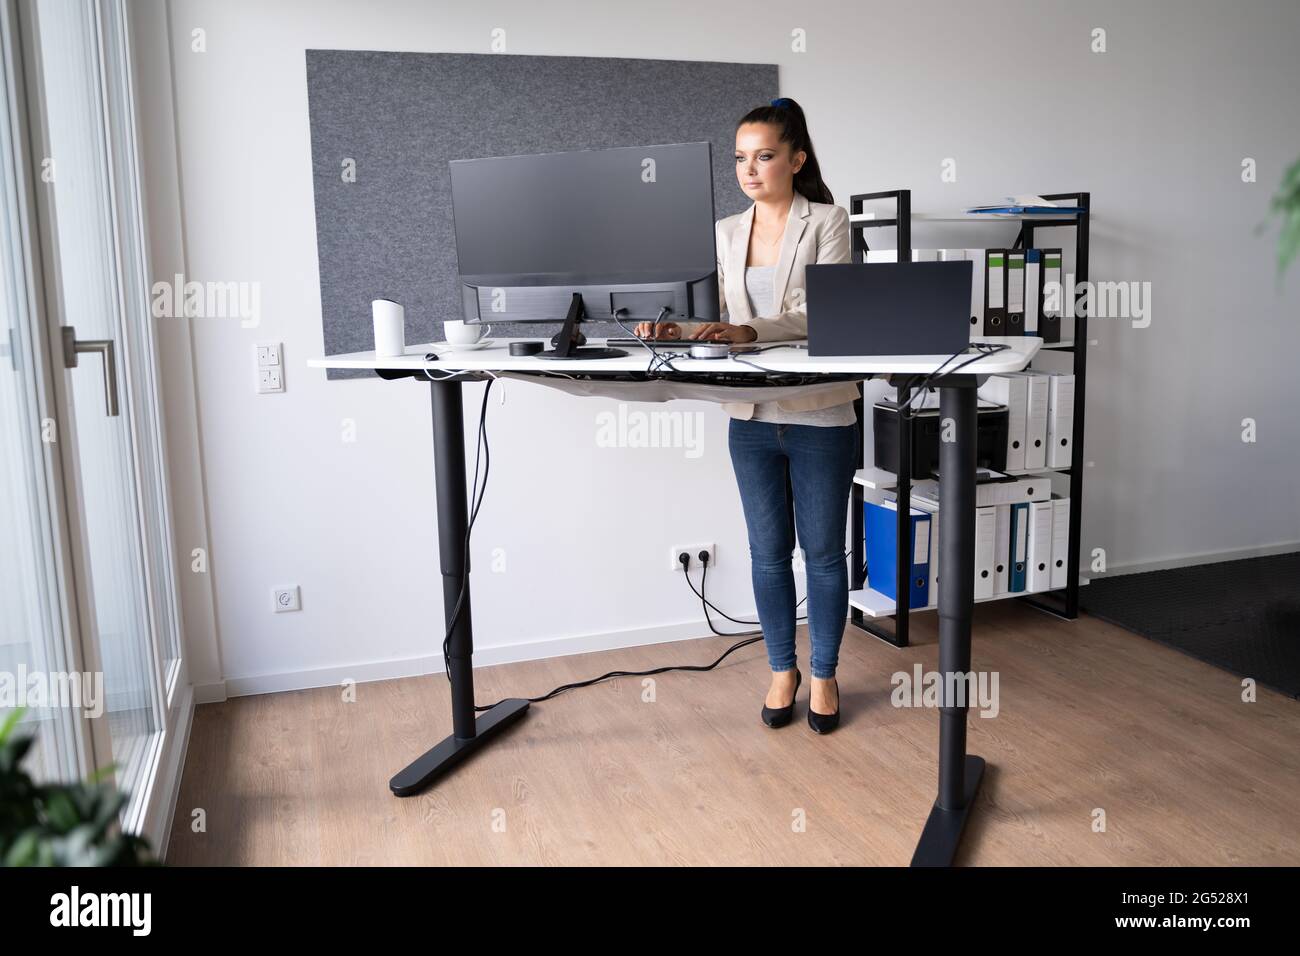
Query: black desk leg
[[910, 382, 986, 865], [389, 378, 530, 797]]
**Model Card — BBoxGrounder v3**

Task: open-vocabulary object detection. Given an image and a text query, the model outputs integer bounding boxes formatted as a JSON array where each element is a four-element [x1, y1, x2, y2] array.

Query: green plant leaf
[[87, 762, 118, 785], [1278, 208, 1300, 277], [41, 791, 80, 832], [0, 710, 155, 866], [1266, 156, 1300, 278], [0, 708, 25, 745], [4, 829, 40, 866]]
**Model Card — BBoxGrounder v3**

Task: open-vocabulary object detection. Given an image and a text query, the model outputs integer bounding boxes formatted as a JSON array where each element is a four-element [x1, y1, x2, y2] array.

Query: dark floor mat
[[1080, 552, 1300, 699]]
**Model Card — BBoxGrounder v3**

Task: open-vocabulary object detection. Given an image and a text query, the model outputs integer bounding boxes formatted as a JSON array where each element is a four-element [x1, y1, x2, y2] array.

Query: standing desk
[[308, 336, 1041, 866]]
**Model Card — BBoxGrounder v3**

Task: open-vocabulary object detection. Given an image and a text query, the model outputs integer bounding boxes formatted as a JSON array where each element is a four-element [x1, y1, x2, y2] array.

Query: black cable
[[683, 551, 843, 627], [474, 545, 864, 710], [695, 561, 762, 639], [727, 355, 783, 375], [854, 344, 1009, 588], [684, 565, 799, 628], [612, 306, 681, 375], [453, 343, 899, 710], [456, 374, 776, 710], [611, 313, 802, 379], [441, 378, 494, 687], [728, 354, 817, 382], [475, 630, 764, 709], [894, 342, 1011, 421], [472, 557, 768, 709], [473, 558, 765, 710], [726, 348, 876, 390]]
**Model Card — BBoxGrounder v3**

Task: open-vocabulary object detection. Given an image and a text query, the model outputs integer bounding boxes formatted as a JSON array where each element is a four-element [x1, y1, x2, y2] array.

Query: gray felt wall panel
[[305, 50, 777, 379]]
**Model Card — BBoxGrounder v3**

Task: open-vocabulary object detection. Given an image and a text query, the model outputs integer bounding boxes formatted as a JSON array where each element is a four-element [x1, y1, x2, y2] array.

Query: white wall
[[149, 0, 1300, 694]]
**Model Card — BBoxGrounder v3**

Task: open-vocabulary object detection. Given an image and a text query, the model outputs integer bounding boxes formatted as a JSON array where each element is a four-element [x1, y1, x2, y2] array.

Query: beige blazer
[[696, 191, 862, 420]]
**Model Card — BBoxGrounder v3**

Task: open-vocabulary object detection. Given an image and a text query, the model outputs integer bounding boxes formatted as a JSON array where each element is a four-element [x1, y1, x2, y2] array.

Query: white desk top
[[308, 336, 1041, 376]]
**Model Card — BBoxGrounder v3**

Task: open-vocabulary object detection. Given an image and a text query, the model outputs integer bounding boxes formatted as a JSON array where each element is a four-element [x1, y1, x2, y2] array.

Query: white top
[[744, 265, 776, 317], [307, 338, 1042, 411], [307, 337, 1041, 376]]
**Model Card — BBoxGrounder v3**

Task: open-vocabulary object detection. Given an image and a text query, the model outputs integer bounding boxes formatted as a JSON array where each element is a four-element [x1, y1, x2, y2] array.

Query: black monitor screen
[[449, 141, 716, 286]]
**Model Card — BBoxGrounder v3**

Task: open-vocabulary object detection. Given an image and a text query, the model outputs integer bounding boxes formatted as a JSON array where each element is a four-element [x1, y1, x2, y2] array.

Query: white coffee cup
[[443, 319, 491, 346], [372, 299, 405, 356]]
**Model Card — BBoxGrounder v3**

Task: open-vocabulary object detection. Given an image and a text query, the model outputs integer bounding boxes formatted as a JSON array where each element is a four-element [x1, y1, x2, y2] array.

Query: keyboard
[[604, 337, 731, 349]]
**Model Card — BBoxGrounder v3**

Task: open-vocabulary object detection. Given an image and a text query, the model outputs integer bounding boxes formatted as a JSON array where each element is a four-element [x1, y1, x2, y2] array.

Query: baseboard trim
[[1102, 540, 1300, 578], [193, 680, 228, 704], [204, 540, 1300, 701], [219, 614, 758, 700]]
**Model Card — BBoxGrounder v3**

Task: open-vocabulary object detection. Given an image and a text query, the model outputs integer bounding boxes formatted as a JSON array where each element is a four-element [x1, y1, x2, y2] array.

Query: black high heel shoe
[[761, 669, 802, 728], [807, 677, 840, 734]]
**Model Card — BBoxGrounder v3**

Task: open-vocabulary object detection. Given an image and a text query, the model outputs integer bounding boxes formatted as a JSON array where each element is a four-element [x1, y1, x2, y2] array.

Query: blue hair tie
[[770, 97, 791, 109]]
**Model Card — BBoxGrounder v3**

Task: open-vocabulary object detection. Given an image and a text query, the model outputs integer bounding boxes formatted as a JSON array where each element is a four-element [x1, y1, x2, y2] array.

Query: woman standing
[[636, 98, 859, 733]]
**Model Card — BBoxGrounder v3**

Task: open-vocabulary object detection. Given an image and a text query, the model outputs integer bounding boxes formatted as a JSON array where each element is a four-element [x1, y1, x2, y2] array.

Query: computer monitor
[[448, 141, 719, 358]]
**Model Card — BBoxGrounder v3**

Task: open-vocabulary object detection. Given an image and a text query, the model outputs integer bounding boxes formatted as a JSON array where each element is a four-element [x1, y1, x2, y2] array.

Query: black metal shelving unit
[[847, 189, 1091, 646]]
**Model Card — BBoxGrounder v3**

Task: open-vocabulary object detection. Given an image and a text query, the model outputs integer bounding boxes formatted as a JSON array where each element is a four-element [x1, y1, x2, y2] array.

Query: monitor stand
[[536, 292, 627, 360]]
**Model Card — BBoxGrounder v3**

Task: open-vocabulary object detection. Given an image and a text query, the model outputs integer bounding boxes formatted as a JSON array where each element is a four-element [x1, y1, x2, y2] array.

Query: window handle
[[61, 326, 120, 417]]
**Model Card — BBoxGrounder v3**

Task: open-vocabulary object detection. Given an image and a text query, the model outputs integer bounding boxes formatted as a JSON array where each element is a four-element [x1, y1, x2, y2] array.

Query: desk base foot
[[389, 698, 530, 797], [909, 755, 986, 867]]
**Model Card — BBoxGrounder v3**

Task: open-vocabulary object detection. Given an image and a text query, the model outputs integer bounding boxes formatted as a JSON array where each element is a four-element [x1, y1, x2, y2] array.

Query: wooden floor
[[165, 601, 1300, 865]]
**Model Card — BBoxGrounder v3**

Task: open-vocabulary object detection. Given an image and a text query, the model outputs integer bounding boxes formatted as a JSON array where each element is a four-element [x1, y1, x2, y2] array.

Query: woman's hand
[[633, 321, 681, 340], [687, 323, 758, 343]]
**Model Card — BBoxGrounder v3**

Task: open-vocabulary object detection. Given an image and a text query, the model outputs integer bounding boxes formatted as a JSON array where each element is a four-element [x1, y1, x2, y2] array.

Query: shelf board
[[1000, 466, 1071, 477], [849, 213, 1082, 226], [852, 467, 899, 491], [850, 580, 1086, 618], [856, 465, 1070, 485], [1039, 340, 1075, 349], [850, 587, 1011, 617], [912, 212, 1082, 223]]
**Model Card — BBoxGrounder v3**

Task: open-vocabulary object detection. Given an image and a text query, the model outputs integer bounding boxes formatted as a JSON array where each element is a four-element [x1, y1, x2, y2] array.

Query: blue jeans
[[727, 418, 860, 680]]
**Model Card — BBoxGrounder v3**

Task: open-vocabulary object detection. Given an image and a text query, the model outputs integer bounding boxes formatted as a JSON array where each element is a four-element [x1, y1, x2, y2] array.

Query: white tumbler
[[372, 298, 405, 356]]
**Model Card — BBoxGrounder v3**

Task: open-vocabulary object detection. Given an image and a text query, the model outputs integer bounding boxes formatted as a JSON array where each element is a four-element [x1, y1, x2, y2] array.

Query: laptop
[[805, 261, 974, 356]]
